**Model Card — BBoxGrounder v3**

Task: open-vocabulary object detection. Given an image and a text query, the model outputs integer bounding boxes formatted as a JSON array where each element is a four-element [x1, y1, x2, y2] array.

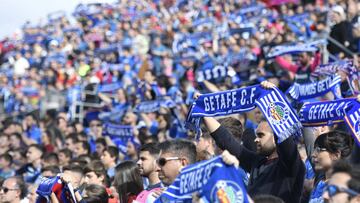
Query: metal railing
[[69, 84, 116, 122]]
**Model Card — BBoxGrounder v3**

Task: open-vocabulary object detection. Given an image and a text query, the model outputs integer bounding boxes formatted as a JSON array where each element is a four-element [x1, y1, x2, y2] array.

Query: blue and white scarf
[[134, 97, 176, 113], [155, 156, 249, 203], [344, 101, 360, 146], [186, 85, 302, 142], [311, 60, 354, 77], [103, 123, 133, 143], [299, 98, 355, 126], [312, 60, 360, 95], [267, 39, 326, 58], [287, 75, 342, 101], [196, 65, 228, 83], [97, 82, 122, 93], [36, 175, 76, 203]]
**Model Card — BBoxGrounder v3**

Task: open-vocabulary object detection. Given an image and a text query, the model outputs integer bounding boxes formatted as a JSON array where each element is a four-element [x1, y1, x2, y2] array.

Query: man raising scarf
[[198, 81, 305, 203]]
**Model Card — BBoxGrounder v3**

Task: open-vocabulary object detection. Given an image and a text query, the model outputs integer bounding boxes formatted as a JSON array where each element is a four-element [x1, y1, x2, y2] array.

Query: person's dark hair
[[77, 154, 92, 164], [11, 176, 27, 199], [82, 184, 109, 203], [41, 165, 61, 176], [9, 133, 22, 144], [78, 141, 91, 155], [218, 117, 243, 142], [138, 131, 157, 145], [253, 194, 285, 203], [95, 138, 107, 147], [139, 143, 160, 157], [105, 146, 119, 163], [158, 139, 197, 164], [44, 129, 62, 147], [66, 133, 79, 144], [83, 160, 107, 180], [314, 131, 353, 158], [63, 164, 84, 176], [113, 161, 143, 203], [59, 148, 72, 159], [56, 116, 66, 125], [25, 112, 39, 123], [42, 152, 59, 165], [78, 132, 88, 141], [348, 165, 360, 193], [28, 144, 45, 155], [0, 153, 13, 165], [331, 160, 352, 175]]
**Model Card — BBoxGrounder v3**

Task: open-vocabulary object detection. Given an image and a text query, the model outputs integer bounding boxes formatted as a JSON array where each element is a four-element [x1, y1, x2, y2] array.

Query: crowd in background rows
[[0, 0, 359, 202]]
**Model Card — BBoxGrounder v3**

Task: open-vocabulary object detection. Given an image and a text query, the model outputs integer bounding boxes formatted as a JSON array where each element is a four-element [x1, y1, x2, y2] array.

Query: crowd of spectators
[[0, 0, 359, 202]]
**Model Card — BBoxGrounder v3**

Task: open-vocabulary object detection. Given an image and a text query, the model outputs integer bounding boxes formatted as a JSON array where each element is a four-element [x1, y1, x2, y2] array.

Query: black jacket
[[211, 125, 305, 203]]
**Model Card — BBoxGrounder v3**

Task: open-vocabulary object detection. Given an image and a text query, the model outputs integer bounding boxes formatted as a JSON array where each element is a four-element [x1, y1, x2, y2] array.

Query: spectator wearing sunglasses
[[322, 160, 359, 203], [156, 139, 196, 186], [0, 176, 27, 203]]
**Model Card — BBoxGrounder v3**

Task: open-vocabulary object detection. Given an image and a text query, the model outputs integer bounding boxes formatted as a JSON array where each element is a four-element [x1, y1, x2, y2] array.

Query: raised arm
[[275, 56, 299, 73], [276, 134, 305, 174], [204, 117, 258, 172], [310, 52, 321, 72]]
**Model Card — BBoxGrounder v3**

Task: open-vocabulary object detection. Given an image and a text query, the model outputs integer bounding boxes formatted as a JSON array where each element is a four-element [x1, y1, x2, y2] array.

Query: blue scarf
[[267, 39, 326, 58], [134, 97, 176, 113], [287, 75, 342, 101], [344, 101, 360, 146], [36, 176, 76, 203], [103, 123, 133, 142], [155, 156, 248, 203], [299, 98, 356, 126], [186, 85, 302, 142], [311, 60, 353, 77], [312, 60, 359, 95], [196, 65, 228, 83], [309, 180, 327, 203], [97, 82, 122, 93]]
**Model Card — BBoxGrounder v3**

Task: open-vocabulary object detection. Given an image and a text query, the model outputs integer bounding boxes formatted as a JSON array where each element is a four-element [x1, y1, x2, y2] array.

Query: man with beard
[[137, 143, 161, 190], [204, 115, 305, 203]]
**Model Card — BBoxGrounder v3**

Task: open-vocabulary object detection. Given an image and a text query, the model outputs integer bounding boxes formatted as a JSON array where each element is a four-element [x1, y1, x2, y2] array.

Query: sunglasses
[[325, 184, 359, 198], [157, 157, 181, 167], [0, 187, 18, 193]]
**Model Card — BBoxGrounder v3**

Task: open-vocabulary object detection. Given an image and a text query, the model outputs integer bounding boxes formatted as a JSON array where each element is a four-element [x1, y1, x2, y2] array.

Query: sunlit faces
[[323, 172, 351, 203], [0, 178, 21, 203], [137, 151, 158, 177], [156, 152, 183, 186]]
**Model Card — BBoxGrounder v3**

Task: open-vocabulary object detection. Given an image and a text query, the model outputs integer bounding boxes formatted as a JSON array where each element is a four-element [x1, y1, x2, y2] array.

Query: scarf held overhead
[[299, 98, 355, 126], [155, 156, 249, 203], [186, 85, 302, 143], [344, 101, 360, 146], [287, 75, 342, 100]]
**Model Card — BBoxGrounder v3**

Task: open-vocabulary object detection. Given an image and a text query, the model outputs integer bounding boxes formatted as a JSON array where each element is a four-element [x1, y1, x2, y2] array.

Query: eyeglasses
[[314, 147, 328, 153], [0, 187, 18, 193], [325, 184, 359, 198], [157, 157, 181, 167]]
